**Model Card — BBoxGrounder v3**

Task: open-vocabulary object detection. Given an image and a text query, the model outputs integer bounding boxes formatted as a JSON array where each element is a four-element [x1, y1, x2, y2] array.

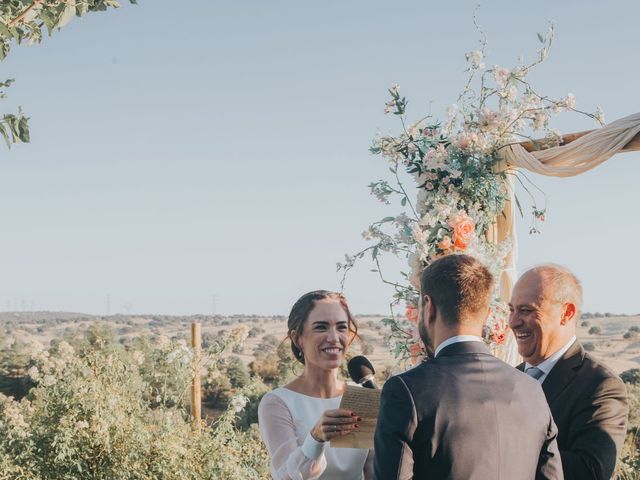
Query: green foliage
[[0, 336, 31, 398], [0, 81, 29, 149], [588, 326, 602, 335], [0, 325, 269, 479], [226, 356, 250, 389], [0, 0, 137, 60], [614, 384, 640, 479], [621, 369, 640, 386], [0, 0, 137, 153]]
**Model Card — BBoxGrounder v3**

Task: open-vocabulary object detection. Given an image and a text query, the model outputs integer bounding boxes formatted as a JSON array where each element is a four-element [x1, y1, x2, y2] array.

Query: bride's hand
[[310, 409, 361, 443]]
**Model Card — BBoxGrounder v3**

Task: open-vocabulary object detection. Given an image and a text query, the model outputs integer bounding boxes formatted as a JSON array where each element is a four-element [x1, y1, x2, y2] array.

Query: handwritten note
[[331, 385, 381, 449]]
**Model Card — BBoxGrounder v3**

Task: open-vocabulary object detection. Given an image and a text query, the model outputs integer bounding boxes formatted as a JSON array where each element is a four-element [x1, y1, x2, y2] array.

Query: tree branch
[[8, 0, 45, 27]]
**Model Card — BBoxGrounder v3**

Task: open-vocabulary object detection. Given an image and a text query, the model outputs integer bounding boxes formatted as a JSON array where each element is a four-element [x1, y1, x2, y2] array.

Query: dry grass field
[[2, 311, 638, 374]]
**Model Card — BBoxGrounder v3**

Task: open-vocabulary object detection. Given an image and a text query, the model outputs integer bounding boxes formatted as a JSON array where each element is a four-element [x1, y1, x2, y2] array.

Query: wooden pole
[[191, 322, 202, 431], [519, 129, 640, 153]]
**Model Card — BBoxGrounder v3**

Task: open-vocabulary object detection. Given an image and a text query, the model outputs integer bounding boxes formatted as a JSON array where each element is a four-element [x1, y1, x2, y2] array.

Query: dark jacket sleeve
[[537, 406, 564, 480], [373, 375, 417, 480], [561, 376, 628, 480]]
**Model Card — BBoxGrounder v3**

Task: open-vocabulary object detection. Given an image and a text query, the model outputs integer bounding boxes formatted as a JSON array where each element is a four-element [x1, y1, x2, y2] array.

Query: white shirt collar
[[525, 335, 577, 380], [434, 335, 483, 357]]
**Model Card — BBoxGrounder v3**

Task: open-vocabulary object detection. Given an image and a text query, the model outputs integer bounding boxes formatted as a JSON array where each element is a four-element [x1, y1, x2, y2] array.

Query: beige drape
[[488, 112, 640, 365]]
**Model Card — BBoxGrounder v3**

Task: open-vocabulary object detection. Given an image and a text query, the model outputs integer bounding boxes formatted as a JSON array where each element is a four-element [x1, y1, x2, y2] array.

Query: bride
[[258, 290, 373, 480]]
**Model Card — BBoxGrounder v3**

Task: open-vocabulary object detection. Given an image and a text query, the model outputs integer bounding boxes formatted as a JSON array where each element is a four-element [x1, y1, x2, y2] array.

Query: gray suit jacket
[[517, 341, 628, 480], [374, 341, 564, 480]]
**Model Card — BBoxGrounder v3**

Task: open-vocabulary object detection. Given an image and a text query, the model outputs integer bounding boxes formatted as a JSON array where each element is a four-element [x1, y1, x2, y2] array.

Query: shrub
[[621, 369, 640, 386], [226, 356, 250, 389], [589, 326, 602, 335], [614, 384, 640, 479], [583, 342, 596, 352], [0, 325, 269, 479], [581, 320, 590, 327]]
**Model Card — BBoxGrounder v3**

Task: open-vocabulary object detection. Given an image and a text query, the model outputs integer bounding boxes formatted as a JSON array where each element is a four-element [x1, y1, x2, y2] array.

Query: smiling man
[[510, 265, 629, 480]]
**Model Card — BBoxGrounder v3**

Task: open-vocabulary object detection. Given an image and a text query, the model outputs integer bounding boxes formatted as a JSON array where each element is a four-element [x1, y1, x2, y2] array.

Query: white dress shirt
[[524, 335, 577, 384], [434, 335, 484, 357]]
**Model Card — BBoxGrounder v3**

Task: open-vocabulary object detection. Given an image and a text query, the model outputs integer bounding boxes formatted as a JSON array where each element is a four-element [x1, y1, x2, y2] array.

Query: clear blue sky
[[0, 0, 638, 315]]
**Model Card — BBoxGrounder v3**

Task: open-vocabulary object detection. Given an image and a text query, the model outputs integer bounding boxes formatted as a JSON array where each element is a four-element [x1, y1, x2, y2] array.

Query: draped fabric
[[499, 113, 640, 177], [488, 112, 640, 366]]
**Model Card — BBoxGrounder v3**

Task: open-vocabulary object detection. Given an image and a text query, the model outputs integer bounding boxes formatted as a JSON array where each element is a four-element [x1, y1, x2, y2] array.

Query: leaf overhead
[[0, 0, 136, 151]]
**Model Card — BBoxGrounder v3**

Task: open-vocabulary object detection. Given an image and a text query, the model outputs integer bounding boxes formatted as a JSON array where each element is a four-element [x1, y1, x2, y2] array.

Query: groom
[[373, 254, 563, 479]]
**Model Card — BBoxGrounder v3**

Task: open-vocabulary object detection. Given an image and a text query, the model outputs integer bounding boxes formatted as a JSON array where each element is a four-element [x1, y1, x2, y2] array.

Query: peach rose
[[452, 216, 475, 250], [437, 235, 452, 251], [405, 304, 419, 325], [491, 331, 507, 345], [408, 342, 423, 365]]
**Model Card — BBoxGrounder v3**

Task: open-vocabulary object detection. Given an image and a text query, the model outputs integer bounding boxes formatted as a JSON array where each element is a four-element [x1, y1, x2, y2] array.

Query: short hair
[[286, 290, 358, 364], [528, 264, 583, 313], [420, 254, 494, 326]]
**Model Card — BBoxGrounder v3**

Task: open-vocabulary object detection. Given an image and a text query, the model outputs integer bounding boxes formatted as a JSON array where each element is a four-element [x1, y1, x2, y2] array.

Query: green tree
[[621, 369, 640, 386], [226, 356, 250, 389], [0, 0, 137, 150]]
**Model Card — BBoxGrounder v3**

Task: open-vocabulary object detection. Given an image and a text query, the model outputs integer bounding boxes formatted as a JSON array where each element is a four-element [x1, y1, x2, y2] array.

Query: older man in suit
[[510, 264, 628, 480], [374, 254, 563, 480]]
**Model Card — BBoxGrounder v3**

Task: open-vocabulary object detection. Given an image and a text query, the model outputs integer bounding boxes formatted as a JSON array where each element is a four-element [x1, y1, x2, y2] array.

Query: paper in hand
[[331, 385, 381, 449]]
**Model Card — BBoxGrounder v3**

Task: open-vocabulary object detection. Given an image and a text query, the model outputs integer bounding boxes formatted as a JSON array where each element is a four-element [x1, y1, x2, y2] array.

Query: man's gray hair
[[530, 263, 583, 312]]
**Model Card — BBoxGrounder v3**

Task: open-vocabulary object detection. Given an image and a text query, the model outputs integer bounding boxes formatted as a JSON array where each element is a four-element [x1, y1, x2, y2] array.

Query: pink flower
[[451, 215, 475, 251], [492, 65, 510, 87], [408, 342, 423, 365], [437, 235, 452, 251], [405, 304, 419, 325]]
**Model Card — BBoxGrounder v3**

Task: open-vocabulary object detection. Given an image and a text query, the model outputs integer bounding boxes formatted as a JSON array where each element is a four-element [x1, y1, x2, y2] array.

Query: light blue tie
[[525, 366, 544, 380]]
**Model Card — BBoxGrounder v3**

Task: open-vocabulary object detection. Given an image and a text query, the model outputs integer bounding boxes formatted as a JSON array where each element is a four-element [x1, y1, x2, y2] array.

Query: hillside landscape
[[1, 310, 639, 374]]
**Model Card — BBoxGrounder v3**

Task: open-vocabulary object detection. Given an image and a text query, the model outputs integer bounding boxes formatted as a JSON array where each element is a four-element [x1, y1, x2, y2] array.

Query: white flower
[[492, 66, 510, 87], [75, 420, 89, 430], [132, 351, 145, 366], [27, 366, 40, 381], [465, 50, 485, 69], [42, 375, 56, 387], [57, 341, 75, 360], [390, 83, 400, 95], [532, 111, 548, 131], [384, 100, 396, 114], [563, 93, 576, 109], [229, 394, 249, 414], [411, 223, 427, 244], [447, 104, 458, 120]]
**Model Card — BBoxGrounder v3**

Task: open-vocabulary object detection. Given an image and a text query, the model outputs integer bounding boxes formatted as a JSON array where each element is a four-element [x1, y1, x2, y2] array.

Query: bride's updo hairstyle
[[287, 290, 358, 364]]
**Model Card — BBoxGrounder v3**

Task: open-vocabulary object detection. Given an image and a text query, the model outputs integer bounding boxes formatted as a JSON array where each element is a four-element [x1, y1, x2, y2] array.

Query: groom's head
[[419, 254, 494, 351]]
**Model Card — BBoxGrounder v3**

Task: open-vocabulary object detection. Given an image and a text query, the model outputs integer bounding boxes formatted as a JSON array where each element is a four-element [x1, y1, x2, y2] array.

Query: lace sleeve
[[258, 392, 328, 480]]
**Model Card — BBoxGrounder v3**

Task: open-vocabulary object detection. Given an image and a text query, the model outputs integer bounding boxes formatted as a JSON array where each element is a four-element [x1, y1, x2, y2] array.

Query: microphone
[[347, 355, 378, 389]]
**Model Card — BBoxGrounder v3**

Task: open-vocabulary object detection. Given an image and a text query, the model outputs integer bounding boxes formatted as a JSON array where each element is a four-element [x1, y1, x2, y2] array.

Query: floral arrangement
[[339, 24, 603, 365]]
